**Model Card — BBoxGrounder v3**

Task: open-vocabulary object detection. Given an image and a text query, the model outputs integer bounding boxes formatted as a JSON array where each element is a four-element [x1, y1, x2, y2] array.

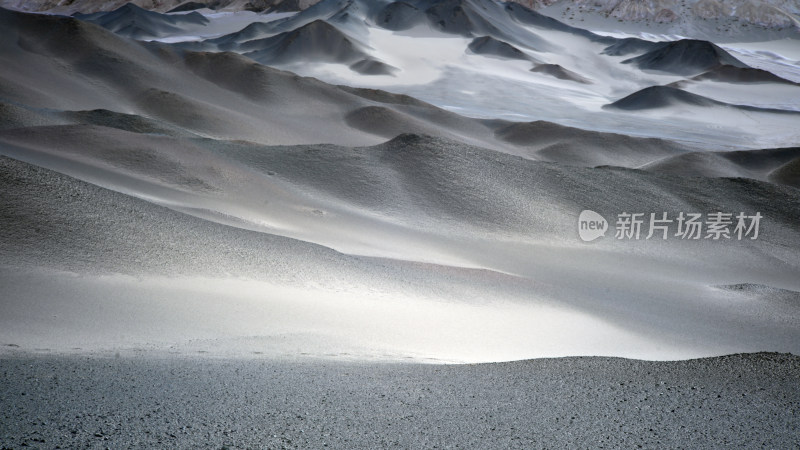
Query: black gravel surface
[[1, 352, 798, 448]]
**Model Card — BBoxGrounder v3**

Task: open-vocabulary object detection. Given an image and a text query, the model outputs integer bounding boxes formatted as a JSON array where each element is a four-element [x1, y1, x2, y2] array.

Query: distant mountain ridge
[[75, 3, 209, 39], [0, 0, 314, 14], [1, 0, 797, 32]]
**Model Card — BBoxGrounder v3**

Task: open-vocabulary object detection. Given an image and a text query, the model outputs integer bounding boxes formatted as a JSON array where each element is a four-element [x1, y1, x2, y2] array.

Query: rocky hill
[[1, 0, 797, 32]]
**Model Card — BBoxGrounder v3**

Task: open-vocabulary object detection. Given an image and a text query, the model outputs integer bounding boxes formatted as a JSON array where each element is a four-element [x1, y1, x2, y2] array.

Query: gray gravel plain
[[1, 352, 798, 449]]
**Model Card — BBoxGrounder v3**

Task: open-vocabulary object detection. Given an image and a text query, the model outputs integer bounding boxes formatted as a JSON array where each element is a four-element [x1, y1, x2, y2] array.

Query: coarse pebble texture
[[1, 352, 798, 448]]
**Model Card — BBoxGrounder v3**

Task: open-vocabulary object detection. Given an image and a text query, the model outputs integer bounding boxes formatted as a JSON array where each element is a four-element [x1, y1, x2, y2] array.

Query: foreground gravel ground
[[1, 352, 798, 449]]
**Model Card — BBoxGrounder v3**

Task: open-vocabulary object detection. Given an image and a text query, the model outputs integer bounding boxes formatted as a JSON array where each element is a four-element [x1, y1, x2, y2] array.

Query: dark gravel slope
[[1, 352, 798, 448]]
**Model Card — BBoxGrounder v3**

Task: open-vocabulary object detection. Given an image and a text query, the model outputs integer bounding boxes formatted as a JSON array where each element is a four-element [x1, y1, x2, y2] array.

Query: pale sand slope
[[2, 140, 800, 361], [0, 353, 798, 448]]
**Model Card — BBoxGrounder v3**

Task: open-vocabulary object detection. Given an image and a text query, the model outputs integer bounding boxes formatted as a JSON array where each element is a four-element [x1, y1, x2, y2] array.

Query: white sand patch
[[720, 40, 800, 83], [0, 268, 724, 363]]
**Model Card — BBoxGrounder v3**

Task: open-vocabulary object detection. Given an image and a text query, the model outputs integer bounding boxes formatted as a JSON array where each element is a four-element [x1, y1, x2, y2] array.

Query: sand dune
[[345, 106, 447, 137], [3, 135, 800, 360], [493, 120, 689, 167], [607, 85, 724, 109], [2, 3, 797, 158], [530, 63, 591, 83], [172, 0, 797, 150], [0, 8, 474, 145], [1, 1, 798, 445], [692, 64, 799, 84], [61, 108, 200, 137], [55, 0, 794, 151], [420, 0, 502, 37], [769, 157, 800, 187], [601, 36, 661, 56], [374, 1, 422, 31], [242, 19, 370, 65], [203, 20, 279, 48], [622, 38, 749, 75], [0, 2, 799, 364], [166, 1, 208, 13], [0, 101, 64, 130], [643, 146, 800, 187], [468, 35, 535, 61], [606, 85, 800, 116], [76, 3, 209, 39], [350, 58, 399, 75]]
